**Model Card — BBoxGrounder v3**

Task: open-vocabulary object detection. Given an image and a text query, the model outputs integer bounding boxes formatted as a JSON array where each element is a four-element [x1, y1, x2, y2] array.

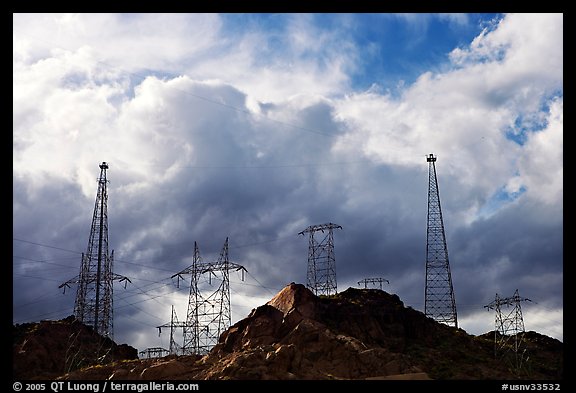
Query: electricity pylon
[[139, 347, 170, 359], [157, 305, 186, 355], [358, 277, 389, 290], [299, 223, 342, 296], [484, 289, 532, 373], [425, 153, 457, 328], [59, 162, 130, 339], [172, 238, 246, 355]]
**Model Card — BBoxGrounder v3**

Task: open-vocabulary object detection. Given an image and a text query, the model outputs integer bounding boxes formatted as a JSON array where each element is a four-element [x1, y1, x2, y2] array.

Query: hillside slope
[[13, 315, 138, 380], [14, 283, 563, 380]]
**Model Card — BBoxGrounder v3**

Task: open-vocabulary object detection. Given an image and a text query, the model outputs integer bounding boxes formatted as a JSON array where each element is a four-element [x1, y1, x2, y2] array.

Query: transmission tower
[[139, 347, 169, 359], [157, 305, 187, 355], [298, 223, 342, 296], [425, 153, 458, 328], [358, 277, 389, 290], [59, 162, 130, 339], [171, 238, 247, 355], [484, 289, 532, 373]]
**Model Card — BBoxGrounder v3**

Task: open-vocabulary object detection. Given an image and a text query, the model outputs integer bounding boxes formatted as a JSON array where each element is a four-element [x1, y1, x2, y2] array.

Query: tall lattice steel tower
[[171, 238, 246, 355], [299, 223, 342, 296], [59, 162, 130, 339], [484, 289, 532, 373], [157, 305, 186, 355], [425, 153, 457, 328]]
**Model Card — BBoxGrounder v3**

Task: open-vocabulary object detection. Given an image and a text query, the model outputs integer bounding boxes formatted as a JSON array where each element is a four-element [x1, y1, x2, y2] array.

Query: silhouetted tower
[[299, 223, 342, 296], [157, 305, 186, 355], [59, 162, 130, 339], [358, 277, 389, 290], [425, 154, 457, 328], [139, 347, 169, 359], [172, 238, 246, 355], [484, 289, 532, 373]]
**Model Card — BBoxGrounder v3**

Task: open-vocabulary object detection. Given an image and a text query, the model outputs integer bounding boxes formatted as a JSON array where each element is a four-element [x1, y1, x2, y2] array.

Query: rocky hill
[[13, 283, 563, 380], [13, 315, 139, 380]]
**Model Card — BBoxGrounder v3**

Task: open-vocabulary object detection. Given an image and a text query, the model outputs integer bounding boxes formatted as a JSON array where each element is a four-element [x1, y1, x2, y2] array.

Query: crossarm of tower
[[484, 295, 531, 310], [171, 261, 247, 286], [58, 276, 79, 294], [112, 273, 132, 288], [58, 273, 131, 293], [298, 223, 343, 235], [173, 261, 247, 275], [227, 262, 247, 272]]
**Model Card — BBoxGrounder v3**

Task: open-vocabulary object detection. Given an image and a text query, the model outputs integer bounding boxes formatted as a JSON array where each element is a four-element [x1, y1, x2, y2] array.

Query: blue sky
[[13, 13, 563, 353], [216, 13, 502, 93]]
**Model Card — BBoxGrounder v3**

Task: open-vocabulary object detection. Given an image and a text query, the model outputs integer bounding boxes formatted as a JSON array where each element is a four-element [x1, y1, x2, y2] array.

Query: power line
[[13, 273, 65, 283], [13, 292, 64, 309], [13, 305, 76, 324], [163, 160, 376, 170], [15, 243, 279, 313], [13, 255, 80, 263], [13, 238, 83, 255], [14, 232, 298, 272]]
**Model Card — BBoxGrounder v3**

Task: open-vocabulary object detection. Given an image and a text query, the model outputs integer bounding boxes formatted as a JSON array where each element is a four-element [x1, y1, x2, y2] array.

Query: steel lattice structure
[[484, 289, 532, 372], [172, 238, 246, 355], [358, 277, 389, 290], [425, 154, 458, 328], [299, 223, 342, 296], [139, 347, 170, 359], [157, 305, 187, 355], [59, 162, 130, 339]]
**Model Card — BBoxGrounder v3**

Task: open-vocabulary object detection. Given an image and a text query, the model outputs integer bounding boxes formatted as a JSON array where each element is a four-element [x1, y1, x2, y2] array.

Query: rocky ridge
[[13, 283, 563, 380], [13, 315, 138, 380]]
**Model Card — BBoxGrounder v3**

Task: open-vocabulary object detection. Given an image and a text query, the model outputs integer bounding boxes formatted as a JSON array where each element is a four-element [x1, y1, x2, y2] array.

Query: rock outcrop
[[15, 283, 563, 380], [195, 283, 429, 379], [13, 315, 138, 380]]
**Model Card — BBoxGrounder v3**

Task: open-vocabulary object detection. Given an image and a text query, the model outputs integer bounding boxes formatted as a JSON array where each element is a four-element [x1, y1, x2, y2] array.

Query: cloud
[[333, 13, 562, 222], [13, 13, 223, 71], [13, 13, 358, 105], [13, 13, 562, 350], [517, 98, 563, 206]]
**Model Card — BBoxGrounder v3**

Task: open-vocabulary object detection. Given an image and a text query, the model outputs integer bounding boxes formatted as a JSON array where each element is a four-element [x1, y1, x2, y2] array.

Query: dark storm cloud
[[13, 176, 90, 323], [13, 76, 562, 348], [450, 198, 563, 310], [14, 14, 562, 349]]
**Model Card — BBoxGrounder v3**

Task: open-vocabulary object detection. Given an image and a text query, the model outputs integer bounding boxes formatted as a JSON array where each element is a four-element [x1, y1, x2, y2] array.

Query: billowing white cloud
[[333, 13, 562, 224], [13, 13, 223, 71], [517, 98, 563, 206], [13, 13, 562, 351], [13, 13, 357, 105]]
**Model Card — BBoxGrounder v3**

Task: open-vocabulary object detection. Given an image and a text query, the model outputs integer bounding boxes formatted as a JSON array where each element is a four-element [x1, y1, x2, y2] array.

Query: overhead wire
[[12, 26, 562, 344]]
